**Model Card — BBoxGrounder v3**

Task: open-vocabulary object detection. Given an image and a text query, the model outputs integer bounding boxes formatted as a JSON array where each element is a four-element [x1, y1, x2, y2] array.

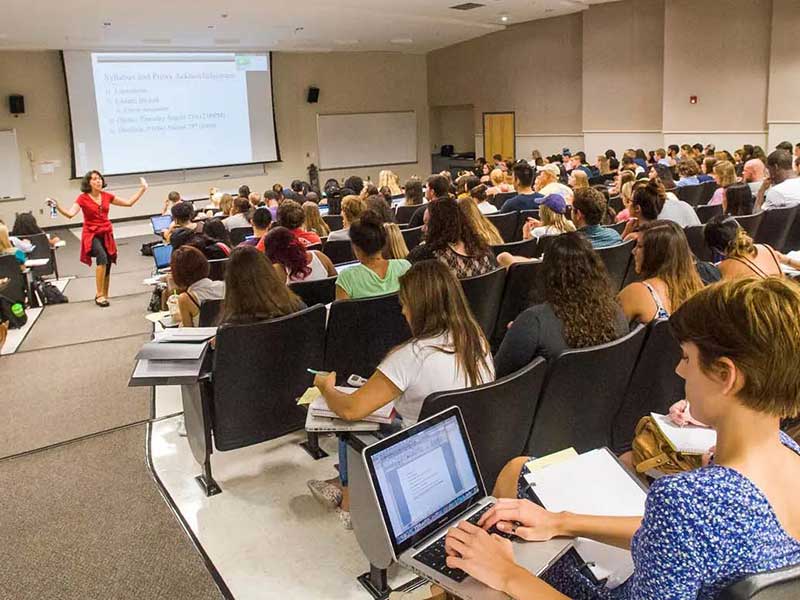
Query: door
[[483, 112, 515, 162]]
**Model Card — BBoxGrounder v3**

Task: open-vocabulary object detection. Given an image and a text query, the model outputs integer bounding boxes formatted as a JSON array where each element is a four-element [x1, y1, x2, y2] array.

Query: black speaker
[[9, 94, 25, 115], [307, 87, 320, 103]]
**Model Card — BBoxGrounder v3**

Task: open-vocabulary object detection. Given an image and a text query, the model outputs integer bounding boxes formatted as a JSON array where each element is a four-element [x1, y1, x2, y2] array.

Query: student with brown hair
[[458, 194, 504, 246], [572, 187, 621, 248], [618, 220, 703, 323], [170, 245, 225, 327], [302, 201, 330, 238], [447, 277, 800, 599], [326, 195, 367, 242], [309, 260, 495, 527]]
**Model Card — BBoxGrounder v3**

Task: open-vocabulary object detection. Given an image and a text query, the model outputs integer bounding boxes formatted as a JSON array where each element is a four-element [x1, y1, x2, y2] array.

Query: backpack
[[32, 279, 69, 305], [0, 295, 27, 329]]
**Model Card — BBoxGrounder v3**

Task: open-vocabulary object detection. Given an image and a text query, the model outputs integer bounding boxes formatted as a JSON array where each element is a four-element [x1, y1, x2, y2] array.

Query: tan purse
[[631, 416, 703, 475]]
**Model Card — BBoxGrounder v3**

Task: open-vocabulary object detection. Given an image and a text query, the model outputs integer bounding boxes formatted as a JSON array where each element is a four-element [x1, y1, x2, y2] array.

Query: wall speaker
[[307, 87, 320, 104], [9, 94, 25, 115]]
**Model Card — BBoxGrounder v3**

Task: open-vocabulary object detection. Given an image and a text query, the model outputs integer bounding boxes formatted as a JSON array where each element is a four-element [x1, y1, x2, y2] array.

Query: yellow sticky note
[[297, 387, 322, 406], [524, 447, 578, 473]]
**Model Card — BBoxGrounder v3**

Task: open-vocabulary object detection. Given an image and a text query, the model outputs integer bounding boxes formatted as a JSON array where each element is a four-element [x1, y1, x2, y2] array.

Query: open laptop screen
[[365, 409, 483, 555], [151, 215, 172, 234], [152, 244, 173, 270]]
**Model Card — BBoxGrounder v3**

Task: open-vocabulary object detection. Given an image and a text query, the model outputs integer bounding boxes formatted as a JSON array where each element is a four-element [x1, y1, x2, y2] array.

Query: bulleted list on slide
[[90, 53, 263, 173]]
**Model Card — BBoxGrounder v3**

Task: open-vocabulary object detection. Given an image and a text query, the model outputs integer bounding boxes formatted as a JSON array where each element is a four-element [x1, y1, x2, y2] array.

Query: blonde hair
[[490, 169, 505, 186], [671, 277, 800, 418], [341, 195, 367, 225], [539, 205, 576, 233], [597, 156, 611, 175], [713, 160, 736, 188], [378, 170, 402, 196], [220, 193, 234, 216], [458, 198, 503, 246], [383, 223, 409, 259], [0, 223, 13, 254], [570, 170, 589, 190], [302, 201, 330, 237]]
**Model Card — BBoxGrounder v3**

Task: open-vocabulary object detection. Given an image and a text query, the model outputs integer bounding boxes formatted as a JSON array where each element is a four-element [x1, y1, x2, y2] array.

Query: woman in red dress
[[48, 170, 148, 306]]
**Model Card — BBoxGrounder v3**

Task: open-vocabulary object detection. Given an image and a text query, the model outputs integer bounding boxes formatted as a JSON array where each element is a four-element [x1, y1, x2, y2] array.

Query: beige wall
[[429, 105, 474, 154], [582, 0, 664, 132], [0, 51, 430, 225], [662, 0, 771, 133], [767, 0, 800, 147], [427, 14, 583, 136]]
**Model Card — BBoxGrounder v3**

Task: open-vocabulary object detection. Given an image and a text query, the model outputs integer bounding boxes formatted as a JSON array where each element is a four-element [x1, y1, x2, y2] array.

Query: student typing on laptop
[[443, 278, 800, 599], [309, 260, 494, 528]]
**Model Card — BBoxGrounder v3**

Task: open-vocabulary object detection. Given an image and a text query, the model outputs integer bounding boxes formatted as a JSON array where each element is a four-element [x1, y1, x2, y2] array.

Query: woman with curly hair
[[407, 197, 497, 278], [493, 232, 629, 377], [263, 226, 336, 283]]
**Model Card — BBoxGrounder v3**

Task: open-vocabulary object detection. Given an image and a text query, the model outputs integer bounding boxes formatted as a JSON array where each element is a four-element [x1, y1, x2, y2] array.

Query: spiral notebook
[[651, 412, 716, 455]]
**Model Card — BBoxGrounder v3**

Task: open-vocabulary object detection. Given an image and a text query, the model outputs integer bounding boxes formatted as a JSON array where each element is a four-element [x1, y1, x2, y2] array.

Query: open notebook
[[524, 448, 647, 589], [651, 412, 716, 455], [310, 387, 394, 424]]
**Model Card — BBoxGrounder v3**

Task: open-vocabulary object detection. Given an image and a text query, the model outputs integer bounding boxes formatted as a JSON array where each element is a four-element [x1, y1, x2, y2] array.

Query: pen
[[306, 368, 326, 375]]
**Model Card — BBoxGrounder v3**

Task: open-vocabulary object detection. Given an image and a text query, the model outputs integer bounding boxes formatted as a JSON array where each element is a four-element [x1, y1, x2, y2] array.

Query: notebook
[[523, 448, 647, 588], [153, 327, 217, 343], [136, 341, 207, 361], [309, 387, 395, 424], [651, 412, 716, 455]]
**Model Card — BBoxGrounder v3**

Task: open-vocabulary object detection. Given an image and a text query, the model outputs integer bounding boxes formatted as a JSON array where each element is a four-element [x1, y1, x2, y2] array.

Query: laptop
[[363, 407, 572, 600], [334, 260, 360, 275], [150, 214, 173, 234], [152, 243, 173, 271]]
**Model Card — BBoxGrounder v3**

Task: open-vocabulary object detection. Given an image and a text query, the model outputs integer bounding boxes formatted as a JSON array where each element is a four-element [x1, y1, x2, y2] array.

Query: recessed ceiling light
[[208, 25, 215, 29], [103, 21, 112, 28], [220, 13, 229, 18], [500, 14, 509, 22], [390, 38, 413, 45]]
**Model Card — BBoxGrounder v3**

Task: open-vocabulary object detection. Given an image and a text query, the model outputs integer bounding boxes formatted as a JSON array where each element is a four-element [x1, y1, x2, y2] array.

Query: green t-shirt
[[336, 259, 411, 299]]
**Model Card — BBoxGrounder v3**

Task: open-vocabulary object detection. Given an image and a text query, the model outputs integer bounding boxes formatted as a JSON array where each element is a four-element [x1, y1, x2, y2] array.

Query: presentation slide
[[63, 51, 279, 176]]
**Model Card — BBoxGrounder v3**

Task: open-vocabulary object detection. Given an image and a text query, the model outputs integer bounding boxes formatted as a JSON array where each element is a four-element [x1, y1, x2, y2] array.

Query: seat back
[[322, 239, 355, 264], [289, 275, 337, 306], [699, 180, 718, 205], [492, 260, 546, 350], [419, 358, 548, 493], [212, 305, 326, 451], [198, 299, 223, 327], [394, 205, 419, 224], [491, 238, 538, 259], [596, 240, 634, 293], [684, 225, 713, 261], [695, 204, 723, 224], [0, 253, 27, 304], [613, 320, 685, 453], [754, 205, 799, 252], [676, 184, 704, 206], [324, 293, 412, 383], [25, 233, 55, 277], [459, 268, 507, 340], [491, 192, 516, 210], [207, 258, 228, 281], [609, 195, 624, 213], [604, 222, 627, 235], [400, 226, 424, 251], [486, 212, 520, 242], [734, 212, 765, 240], [517, 209, 540, 239], [718, 563, 800, 600], [526, 324, 647, 456], [229, 227, 254, 246], [322, 214, 344, 232]]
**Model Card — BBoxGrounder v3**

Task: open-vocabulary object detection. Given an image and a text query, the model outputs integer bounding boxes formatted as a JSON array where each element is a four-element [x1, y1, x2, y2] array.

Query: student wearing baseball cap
[[535, 164, 574, 202], [525, 194, 576, 239]]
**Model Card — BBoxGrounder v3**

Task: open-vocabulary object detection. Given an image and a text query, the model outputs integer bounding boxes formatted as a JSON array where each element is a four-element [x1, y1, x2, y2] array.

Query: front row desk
[[129, 333, 651, 599]]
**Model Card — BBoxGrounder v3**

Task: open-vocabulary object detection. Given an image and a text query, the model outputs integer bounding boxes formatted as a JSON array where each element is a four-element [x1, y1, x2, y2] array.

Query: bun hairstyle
[[470, 184, 488, 202], [704, 215, 756, 259], [349, 210, 388, 256], [632, 178, 666, 220]]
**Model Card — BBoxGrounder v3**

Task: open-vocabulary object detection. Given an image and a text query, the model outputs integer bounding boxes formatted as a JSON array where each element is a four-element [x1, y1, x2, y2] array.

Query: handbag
[[0, 294, 27, 329], [631, 416, 702, 476]]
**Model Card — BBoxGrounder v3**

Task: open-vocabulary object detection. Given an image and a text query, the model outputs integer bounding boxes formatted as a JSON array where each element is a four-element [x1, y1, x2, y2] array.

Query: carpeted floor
[[0, 334, 152, 458], [19, 293, 152, 351], [53, 228, 157, 278], [64, 268, 155, 303], [0, 424, 223, 600]]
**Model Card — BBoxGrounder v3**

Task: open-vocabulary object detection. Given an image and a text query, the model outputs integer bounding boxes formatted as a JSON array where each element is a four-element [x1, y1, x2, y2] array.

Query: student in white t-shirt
[[307, 260, 495, 528], [758, 149, 800, 210]]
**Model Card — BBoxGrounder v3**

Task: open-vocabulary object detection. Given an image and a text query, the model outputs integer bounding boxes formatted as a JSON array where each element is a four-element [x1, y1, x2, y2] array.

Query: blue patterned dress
[[522, 433, 800, 599]]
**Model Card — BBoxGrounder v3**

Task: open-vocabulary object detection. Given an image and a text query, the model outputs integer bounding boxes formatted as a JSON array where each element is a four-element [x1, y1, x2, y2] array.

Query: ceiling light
[[500, 14, 509, 22], [390, 38, 413, 45], [450, 2, 485, 10], [333, 39, 359, 45], [103, 21, 112, 28], [220, 13, 229, 18], [208, 25, 215, 29]]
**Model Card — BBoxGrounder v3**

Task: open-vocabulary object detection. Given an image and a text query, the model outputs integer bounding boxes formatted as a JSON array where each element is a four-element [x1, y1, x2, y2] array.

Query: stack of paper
[[136, 341, 207, 361], [309, 387, 395, 424], [650, 413, 716, 455], [153, 327, 217, 343]]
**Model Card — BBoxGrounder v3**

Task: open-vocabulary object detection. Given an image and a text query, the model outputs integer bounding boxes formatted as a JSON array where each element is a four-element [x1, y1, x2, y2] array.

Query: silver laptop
[[362, 407, 572, 600]]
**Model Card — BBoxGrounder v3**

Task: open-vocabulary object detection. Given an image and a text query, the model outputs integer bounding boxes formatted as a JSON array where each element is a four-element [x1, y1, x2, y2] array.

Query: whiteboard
[[317, 111, 417, 170], [0, 130, 24, 200]]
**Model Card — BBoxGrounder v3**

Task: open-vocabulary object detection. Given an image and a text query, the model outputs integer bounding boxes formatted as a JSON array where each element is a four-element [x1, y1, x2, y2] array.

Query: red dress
[[77, 191, 118, 266]]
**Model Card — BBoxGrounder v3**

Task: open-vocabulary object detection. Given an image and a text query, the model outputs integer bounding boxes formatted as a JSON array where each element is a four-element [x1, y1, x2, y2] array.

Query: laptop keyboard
[[412, 503, 513, 582]]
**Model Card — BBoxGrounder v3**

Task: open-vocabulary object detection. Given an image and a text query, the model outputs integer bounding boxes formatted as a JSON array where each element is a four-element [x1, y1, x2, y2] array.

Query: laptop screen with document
[[150, 215, 172, 234], [364, 408, 484, 555]]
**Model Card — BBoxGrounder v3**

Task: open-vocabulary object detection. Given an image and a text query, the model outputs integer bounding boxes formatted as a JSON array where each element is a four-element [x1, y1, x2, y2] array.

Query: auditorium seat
[[684, 225, 713, 262], [734, 212, 764, 240], [25, 233, 59, 279], [604, 221, 626, 234], [525, 324, 647, 456], [676, 184, 704, 207], [491, 192, 516, 210], [491, 238, 538, 259], [492, 260, 546, 350], [613, 320, 685, 454], [698, 180, 718, 205], [323, 293, 412, 385], [695, 204, 723, 224], [459, 268, 506, 340], [486, 212, 519, 242], [609, 195, 624, 213], [400, 225, 424, 251], [229, 227, 254, 246], [0, 254, 28, 305], [419, 357, 548, 493], [517, 209, 540, 239], [596, 240, 634, 293], [208, 258, 228, 281], [322, 239, 355, 264], [198, 299, 222, 327], [322, 214, 344, 232], [289, 275, 337, 306], [717, 563, 800, 600], [754, 205, 799, 252], [394, 205, 419, 224]]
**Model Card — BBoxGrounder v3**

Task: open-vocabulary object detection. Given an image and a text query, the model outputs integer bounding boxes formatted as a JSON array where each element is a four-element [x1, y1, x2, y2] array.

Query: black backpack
[[32, 279, 68, 305]]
